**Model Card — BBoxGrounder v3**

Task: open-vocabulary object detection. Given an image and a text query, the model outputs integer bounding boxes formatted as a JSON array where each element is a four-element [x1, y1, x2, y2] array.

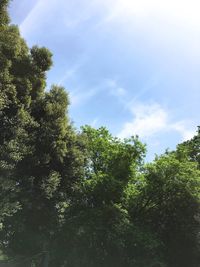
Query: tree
[[131, 152, 200, 267], [176, 126, 200, 167], [0, 2, 33, 225], [0, 0, 10, 26], [0, 2, 85, 265], [51, 127, 165, 267]]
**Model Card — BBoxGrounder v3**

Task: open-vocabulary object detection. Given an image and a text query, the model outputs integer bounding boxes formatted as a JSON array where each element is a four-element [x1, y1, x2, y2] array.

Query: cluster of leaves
[[0, 2, 199, 267]]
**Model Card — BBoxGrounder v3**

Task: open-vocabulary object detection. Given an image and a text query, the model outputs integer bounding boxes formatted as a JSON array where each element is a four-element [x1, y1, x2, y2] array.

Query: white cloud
[[98, 0, 200, 28], [69, 78, 127, 108], [171, 121, 196, 141], [69, 82, 104, 107], [19, 0, 50, 36], [69, 88, 97, 107], [58, 61, 85, 86], [58, 67, 78, 86], [105, 79, 127, 99], [118, 102, 168, 139], [90, 118, 99, 127], [19, 0, 103, 36], [18, 0, 200, 66], [67, 77, 127, 108], [118, 102, 196, 141], [95, 0, 200, 64], [19, 0, 200, 38]]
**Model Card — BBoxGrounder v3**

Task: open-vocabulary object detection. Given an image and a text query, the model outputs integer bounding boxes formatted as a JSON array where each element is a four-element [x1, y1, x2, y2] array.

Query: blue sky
[[9, 0, 199, 160]]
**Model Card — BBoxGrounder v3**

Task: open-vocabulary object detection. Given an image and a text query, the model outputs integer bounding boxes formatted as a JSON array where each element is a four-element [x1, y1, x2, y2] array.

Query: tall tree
[[51, 127, 165, 267], [0, 1, 85, 265], [131, 151, 200, 267]]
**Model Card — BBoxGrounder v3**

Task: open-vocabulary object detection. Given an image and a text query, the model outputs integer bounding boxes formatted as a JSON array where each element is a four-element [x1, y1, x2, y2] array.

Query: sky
[[9, 0, 200, 160]]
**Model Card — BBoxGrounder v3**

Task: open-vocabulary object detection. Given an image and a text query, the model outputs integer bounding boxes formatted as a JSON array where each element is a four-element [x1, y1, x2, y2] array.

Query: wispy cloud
[[69, 83, 104, 107], [94, 0, 200, 65], [128, 76, 159, 104], [19, 0, 46, 35], [118, 102, 196, 141], [58, 60, 86, 86], [69, 89, 96, 107], [171, 121, 196, 141], [90, 118, 99, 127], [19, 0, 105, 37], [70, 78, 127, 108], [105, 79, 127, 98], [118, 102, 167, 139], [18, 0, 200, 66], [97, 0, 200, 28], [58, 67, 77, 86]]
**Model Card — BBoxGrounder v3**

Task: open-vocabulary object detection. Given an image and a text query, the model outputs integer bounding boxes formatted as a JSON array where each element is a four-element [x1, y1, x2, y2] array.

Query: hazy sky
[[9, 0, 200, 160]]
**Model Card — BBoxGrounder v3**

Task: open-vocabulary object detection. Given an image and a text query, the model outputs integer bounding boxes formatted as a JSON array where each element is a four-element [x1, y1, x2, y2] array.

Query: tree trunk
[[42, 251, 49, 267]]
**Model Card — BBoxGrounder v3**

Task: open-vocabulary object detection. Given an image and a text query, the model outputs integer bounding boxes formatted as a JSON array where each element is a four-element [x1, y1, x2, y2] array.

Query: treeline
[[0, 1, 199, 266]]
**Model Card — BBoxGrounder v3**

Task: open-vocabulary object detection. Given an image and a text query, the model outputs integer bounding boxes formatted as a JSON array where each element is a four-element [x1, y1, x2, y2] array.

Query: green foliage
[[50, 127, 164, 267], [0, 1, 85, 264], [81, 126, 146, 204], [176, 126, 200, 167], [137, 153, 200, 267], [31, 46, 52, 72], [0, 0, 10, 25]]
